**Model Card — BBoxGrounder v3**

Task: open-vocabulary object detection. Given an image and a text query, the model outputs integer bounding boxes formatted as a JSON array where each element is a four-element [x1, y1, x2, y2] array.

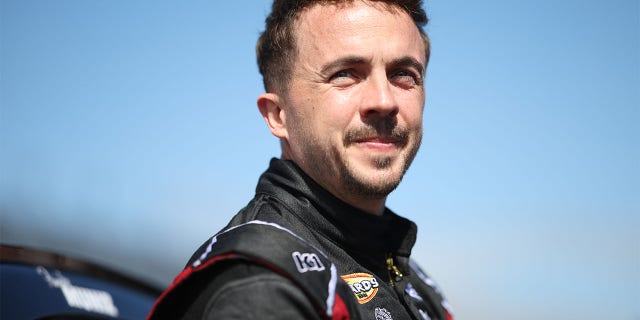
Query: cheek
[[399, 93, 425, 125], [325, 92, 362, 124], [289, 108, 338, 146], [409, 109, 424, 127], [315, 97, 354, 129]]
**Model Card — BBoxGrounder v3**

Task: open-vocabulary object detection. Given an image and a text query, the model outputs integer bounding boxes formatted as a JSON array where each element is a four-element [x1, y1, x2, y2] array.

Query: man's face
[[277, 2, 426, 213]]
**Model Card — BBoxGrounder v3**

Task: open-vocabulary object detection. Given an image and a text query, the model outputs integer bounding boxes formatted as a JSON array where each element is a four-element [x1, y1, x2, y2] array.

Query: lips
[[355, 136, 404, 146]]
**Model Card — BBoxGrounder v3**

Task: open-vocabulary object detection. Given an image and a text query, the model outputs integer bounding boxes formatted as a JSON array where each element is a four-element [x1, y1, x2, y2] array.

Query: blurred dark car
[[1, 244, 162, 319]]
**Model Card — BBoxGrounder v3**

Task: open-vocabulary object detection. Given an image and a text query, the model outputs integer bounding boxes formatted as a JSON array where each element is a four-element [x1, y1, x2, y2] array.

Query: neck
[[279, 149, 388, 216], [338, 193, 387, 216], [310, 172, 388, 216]]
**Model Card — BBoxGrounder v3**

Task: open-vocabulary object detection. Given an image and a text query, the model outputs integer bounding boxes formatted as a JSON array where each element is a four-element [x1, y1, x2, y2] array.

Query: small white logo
[[405, 283, 424, 301], [292, 251, 325, 273], [37, 266, 119, 317], [375, 307, 393, 320], [419, 309, 432, 320]]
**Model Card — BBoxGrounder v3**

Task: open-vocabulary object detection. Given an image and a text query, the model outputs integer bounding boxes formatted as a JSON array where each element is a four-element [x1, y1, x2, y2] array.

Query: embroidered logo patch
[[340, 273, 380, 304], [292, 251, 325, 273], [375, 307, 393, 320]]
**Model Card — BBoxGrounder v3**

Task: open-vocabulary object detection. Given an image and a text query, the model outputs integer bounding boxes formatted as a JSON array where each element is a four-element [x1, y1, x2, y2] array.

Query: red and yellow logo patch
[[340, 273, 380, 304]]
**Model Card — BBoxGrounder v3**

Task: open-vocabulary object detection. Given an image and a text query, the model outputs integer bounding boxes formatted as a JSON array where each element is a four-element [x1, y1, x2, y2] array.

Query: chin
[[342, 166, 404, 199]]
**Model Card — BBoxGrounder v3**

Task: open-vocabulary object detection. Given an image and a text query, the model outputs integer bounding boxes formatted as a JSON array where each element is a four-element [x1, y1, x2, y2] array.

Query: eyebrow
[[391, 56, 426, 76], [319, 55, 368, 75], [319, 55, 426, 76]]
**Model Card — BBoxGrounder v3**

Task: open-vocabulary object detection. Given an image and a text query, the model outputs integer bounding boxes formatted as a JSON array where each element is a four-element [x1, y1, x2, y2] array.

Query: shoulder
[[185, 261, 323, 320], [148, 221, 357, 320]]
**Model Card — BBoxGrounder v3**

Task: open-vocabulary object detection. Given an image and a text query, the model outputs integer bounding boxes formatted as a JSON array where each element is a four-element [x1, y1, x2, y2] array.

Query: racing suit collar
[[257, 158, 417, 277]]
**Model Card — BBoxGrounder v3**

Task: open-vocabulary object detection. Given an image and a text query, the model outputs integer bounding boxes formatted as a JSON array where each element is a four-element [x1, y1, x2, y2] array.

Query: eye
[[329, 69, 358, 86], [391, 69, 422, 87], [329, 70, 353, 80]]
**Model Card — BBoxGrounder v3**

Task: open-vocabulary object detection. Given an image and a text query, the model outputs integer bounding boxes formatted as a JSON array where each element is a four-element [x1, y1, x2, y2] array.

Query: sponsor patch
[[292, 251, 325, 273], [340, 273, 379, 304], [375, 307, 393, 320]]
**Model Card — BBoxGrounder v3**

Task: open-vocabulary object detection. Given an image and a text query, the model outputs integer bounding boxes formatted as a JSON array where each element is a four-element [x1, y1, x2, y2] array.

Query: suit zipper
[[387, 254, 424, 320], [386, 253, 404, 286]]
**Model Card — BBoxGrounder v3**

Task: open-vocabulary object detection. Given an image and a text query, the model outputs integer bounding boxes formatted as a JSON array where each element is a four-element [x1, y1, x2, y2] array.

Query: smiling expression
[[259, 1, 427, 215]]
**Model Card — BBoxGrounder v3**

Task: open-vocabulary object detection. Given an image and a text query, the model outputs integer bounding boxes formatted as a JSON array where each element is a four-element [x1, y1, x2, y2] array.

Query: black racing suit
[[148, 158, 453, 320]]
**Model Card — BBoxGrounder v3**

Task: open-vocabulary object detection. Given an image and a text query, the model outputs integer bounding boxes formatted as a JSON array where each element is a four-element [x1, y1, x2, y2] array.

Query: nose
[[359, 72, 399, 119]]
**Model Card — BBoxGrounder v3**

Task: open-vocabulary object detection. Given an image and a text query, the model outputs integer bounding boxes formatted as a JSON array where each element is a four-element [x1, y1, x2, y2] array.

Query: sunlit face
[[262, 2, 427, 214]]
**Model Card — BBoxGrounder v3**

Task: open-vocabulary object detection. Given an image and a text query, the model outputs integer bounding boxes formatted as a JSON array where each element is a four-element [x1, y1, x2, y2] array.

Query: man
[[148, 0, 453, 319]]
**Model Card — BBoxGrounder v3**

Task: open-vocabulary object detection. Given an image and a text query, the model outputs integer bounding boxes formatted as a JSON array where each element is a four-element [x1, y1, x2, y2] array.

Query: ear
[[257, 93, 288, 139]]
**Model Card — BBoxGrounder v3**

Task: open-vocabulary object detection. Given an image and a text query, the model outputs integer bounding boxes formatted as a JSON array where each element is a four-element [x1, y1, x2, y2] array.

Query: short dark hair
[[256, 0, 430, 93]]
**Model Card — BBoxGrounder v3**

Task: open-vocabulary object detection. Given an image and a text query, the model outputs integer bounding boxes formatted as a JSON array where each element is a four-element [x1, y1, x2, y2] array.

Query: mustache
[[344, 118, 410, 145]]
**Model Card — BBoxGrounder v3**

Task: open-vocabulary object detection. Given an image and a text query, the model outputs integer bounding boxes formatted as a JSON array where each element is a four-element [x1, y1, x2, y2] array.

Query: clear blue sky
[[1, 1, 638, 319]]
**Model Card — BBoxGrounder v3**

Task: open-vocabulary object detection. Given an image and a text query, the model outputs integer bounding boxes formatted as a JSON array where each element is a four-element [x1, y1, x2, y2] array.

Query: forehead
[[293, 1, 425, 66]]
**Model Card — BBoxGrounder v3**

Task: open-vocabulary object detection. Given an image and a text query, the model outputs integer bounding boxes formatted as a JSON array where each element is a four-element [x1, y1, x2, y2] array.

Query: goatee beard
[[339, 118, 421, 199]]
